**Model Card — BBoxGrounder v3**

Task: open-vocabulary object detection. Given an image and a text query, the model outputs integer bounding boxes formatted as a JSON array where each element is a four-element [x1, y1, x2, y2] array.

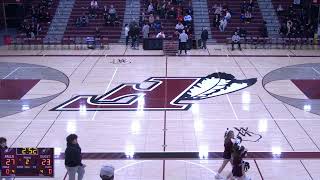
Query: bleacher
[[63, 0, 126, 43], [207, 0, 265, 43], [17, 0, 59, 39], [139, 0, 193, 40], [272, 0, 317, 38]]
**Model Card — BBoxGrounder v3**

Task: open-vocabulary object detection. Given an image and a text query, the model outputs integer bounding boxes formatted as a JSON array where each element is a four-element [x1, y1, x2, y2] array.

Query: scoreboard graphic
[[0, 148, 54, 178]]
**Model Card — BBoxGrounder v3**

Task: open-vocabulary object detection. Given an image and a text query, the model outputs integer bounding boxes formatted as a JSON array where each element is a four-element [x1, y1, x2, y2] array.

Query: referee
[[179, 30, 188, 55]]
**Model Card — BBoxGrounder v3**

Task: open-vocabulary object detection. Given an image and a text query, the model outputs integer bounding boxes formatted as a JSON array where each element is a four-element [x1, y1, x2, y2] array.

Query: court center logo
[[52, 72, 257, 111]]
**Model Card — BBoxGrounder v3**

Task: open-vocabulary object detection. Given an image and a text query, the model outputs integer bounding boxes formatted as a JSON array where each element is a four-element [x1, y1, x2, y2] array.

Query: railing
[[8, 36, 110, 50], [226, 37, 319, 49]]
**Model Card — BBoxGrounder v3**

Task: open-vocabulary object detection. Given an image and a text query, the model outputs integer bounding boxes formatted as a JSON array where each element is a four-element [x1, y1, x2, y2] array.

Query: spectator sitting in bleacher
[[186, 2, 193, 16], [103, 5, 108, 16], [277, 4, 284, 16], [240, 13, 245, 22], [156, 31, 166, 38], [159, 0, 168, 18], [104, 14, 112, 26], [154, 16, 162, 33], [155, 2, 162, 17], [149, 13, 155, 27], [225, 11, 231, 21], [142, 22, 150, 38], [210, 4, 217, 14], [103, 6, 109, 24], [147, 3, 154, 14], [213, 14, 220, 28], [219, 18, 227, 32], [89, 0, 98, 18], [183, 14, 192, 26], [31, 5, 38, 22], [248, 0, 254, 12], [175, 7, 183, 22], [214, 4, 222, 16], [244, 10, 252, 23], [108, 5, 118, 25], [241, 1, 248, 13], [167, 7, 177, 19], [139, 12, 146, 27], [222, 3, 229, 14], [81, 13, 89, 26], [175, 21, 184, 33], [90, 0, 98, 9], [108, 5, 117, 19]]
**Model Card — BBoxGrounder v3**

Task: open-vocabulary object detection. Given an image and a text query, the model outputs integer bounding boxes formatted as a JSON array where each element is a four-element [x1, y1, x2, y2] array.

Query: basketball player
[[215, 130, 235, 179], [226, 145, 251, 180]]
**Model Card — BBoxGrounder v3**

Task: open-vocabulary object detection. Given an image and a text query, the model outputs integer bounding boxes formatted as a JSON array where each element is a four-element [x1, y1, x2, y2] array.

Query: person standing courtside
[[125, 24, 129, 46], [65, 134, 85, 180], [179, 30, 188, 55], [201, 27, 209, 49]]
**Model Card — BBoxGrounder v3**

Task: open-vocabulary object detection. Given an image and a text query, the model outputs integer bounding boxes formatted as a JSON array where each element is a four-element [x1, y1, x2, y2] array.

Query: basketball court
[[1, 46, 320, 179]]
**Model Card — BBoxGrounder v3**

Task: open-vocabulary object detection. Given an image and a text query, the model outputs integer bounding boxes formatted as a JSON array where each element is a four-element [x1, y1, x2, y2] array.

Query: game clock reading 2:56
[[1, 148, 54, 178]]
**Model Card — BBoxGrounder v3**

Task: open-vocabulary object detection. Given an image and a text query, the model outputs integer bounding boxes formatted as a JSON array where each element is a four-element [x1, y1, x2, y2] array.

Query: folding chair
[[102, 37, 110, 50], [300, 38, 307, 49]]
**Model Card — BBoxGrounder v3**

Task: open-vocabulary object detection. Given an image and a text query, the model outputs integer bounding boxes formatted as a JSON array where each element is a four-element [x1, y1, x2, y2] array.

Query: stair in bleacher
[[191, 0, 215, 43], [45, 0, 76, 43], [256, 0, 280, 37], [119, 0, 140, 43], [207, 0, 265, 43], [63, 0, 126, 43]]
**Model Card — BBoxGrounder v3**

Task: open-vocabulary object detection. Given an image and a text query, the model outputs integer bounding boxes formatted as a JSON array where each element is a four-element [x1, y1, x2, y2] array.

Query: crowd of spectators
[[20, 0, 53, 38], [240, 0, 254, 23], [75, 1, 120, 28], [277, 2, 317, 38], [210, 3, 233, 32], [210, 1, 256, 33], [124, 0, 194, 49], [141, 0, 193, 38]]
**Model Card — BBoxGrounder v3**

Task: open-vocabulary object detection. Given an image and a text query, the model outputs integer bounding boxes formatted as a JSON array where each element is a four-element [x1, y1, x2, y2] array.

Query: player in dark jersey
[[215, 129, 235, 179], [227, 144, 251, 180]]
